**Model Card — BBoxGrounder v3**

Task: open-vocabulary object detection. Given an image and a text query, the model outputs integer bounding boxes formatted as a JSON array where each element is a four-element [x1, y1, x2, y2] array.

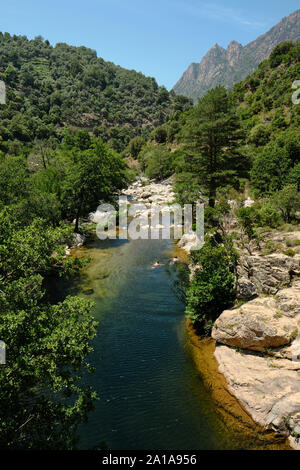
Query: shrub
[[247, 124, 270, 146], [273, 185, 300, 223], [262, 240, 276, 255], [128, 136, 145, 159], [286, 239, 300, 248], [269, 41, 295, 68], [283, 249, 296, 257], [140, 145, 173, 180], [152, 126, 167, 143], [236, 206, 260, 254], [185, 238, 236, 335], [258, 201, 282, 228]]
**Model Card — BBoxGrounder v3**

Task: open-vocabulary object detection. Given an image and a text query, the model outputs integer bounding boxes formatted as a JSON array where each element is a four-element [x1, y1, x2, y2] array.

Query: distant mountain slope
[[0, 33, 192, 153], [173, 9, 300, 100], [231, 40, 300, 138]]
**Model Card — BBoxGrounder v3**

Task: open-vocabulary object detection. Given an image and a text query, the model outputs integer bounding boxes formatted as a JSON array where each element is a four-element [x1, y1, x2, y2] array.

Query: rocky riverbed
[[71, 177, 177, 247], [121, 176, 176, 205]]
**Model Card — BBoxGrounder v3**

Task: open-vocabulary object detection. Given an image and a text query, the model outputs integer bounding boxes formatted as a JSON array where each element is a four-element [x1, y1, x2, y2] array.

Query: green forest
[[0, 32, 192, 155]]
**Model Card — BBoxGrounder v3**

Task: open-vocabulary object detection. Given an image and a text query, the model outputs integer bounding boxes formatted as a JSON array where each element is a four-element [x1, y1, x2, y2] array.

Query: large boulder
[[178, 232, 201, 253], [140, 191, 152, 199], [236, 276, 257, 300], [244, 197, 255, 208], [212, 297, 298, 352], [89, 208, 116, 224], [275, 280, 300, 318], [73, 232, 86, 247], [214, 344, 300, 448], [238, 254, 300, 295], [121, 179, 175, 206]]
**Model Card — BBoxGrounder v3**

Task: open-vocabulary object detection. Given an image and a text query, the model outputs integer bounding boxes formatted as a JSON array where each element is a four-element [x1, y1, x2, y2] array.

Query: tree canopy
[[176, 87, 246, 207]]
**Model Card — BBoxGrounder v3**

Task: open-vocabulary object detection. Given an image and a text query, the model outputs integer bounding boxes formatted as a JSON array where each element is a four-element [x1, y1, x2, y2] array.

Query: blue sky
[[0, 1, 299, 89]]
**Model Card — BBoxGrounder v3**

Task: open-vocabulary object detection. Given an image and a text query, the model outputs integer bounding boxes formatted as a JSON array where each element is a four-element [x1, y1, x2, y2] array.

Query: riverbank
[[186, 320, 291, 450]]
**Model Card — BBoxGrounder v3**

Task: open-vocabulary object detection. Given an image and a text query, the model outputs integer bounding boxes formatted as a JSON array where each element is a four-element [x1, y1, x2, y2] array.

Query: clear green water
[[70, 236, 282, 450]]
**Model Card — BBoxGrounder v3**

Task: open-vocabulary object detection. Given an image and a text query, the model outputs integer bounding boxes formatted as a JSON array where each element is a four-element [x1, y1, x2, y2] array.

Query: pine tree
[[181, 87, 244, 207]]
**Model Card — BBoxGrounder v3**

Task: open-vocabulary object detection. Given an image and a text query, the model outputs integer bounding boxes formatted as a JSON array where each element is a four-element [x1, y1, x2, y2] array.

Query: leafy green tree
[[251, 130, 300, 195], [175, 171, 203, 206], [250, 142, 291, 194], [128, 136, 145, 159], [277, 129, 300, 164], [257, 200, 282, 228], [236, 206, 260, 255], [0, 156, 29, 208], [30, 165, 63, 195], [271, 109, 287, 130], [273, 184, 300, 223], [269, 41, 295, 68], [139, 145, 173, 180], [4, 63, 18, 84], [247, 124, 271, 146], [204, 199, 232, 239], [28, 139, 56, 169], [166, 121, 180, 142], [286, 163, 300, 191], [12, 191, 62, 227], [75, 130, 92, 151], [152, 126, 167, 144], [0, 212, 98, 449], [179, 87, 244, 207], [61, 139, 127, 232], [156, 86, 169, 105]]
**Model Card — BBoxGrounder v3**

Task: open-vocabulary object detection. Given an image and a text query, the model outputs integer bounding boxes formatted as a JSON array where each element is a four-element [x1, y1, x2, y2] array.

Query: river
[[67, 234, 286, 450]]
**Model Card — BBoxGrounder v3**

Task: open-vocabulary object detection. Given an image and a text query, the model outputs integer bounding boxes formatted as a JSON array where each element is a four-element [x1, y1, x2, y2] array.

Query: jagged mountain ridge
[[173, 9, 300, 100]]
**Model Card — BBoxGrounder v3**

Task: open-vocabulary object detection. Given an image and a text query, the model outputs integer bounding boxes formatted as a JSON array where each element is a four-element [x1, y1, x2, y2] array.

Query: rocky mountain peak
[[206, 43, 226, 56], [173, 9, 300, 100], [227, 40, 243, 66], [227, 40, 242, 50]]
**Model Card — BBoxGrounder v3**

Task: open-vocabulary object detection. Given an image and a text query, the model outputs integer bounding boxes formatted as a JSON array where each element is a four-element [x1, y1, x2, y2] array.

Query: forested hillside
[[0, 32, 192, 154], [232, 41, 300, 194], [232, 41, 300, 141]]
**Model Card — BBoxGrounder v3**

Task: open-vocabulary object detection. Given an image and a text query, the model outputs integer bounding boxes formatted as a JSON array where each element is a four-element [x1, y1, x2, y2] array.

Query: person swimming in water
[[152, 260, 163, 269], [170, 256, 178, 264]]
